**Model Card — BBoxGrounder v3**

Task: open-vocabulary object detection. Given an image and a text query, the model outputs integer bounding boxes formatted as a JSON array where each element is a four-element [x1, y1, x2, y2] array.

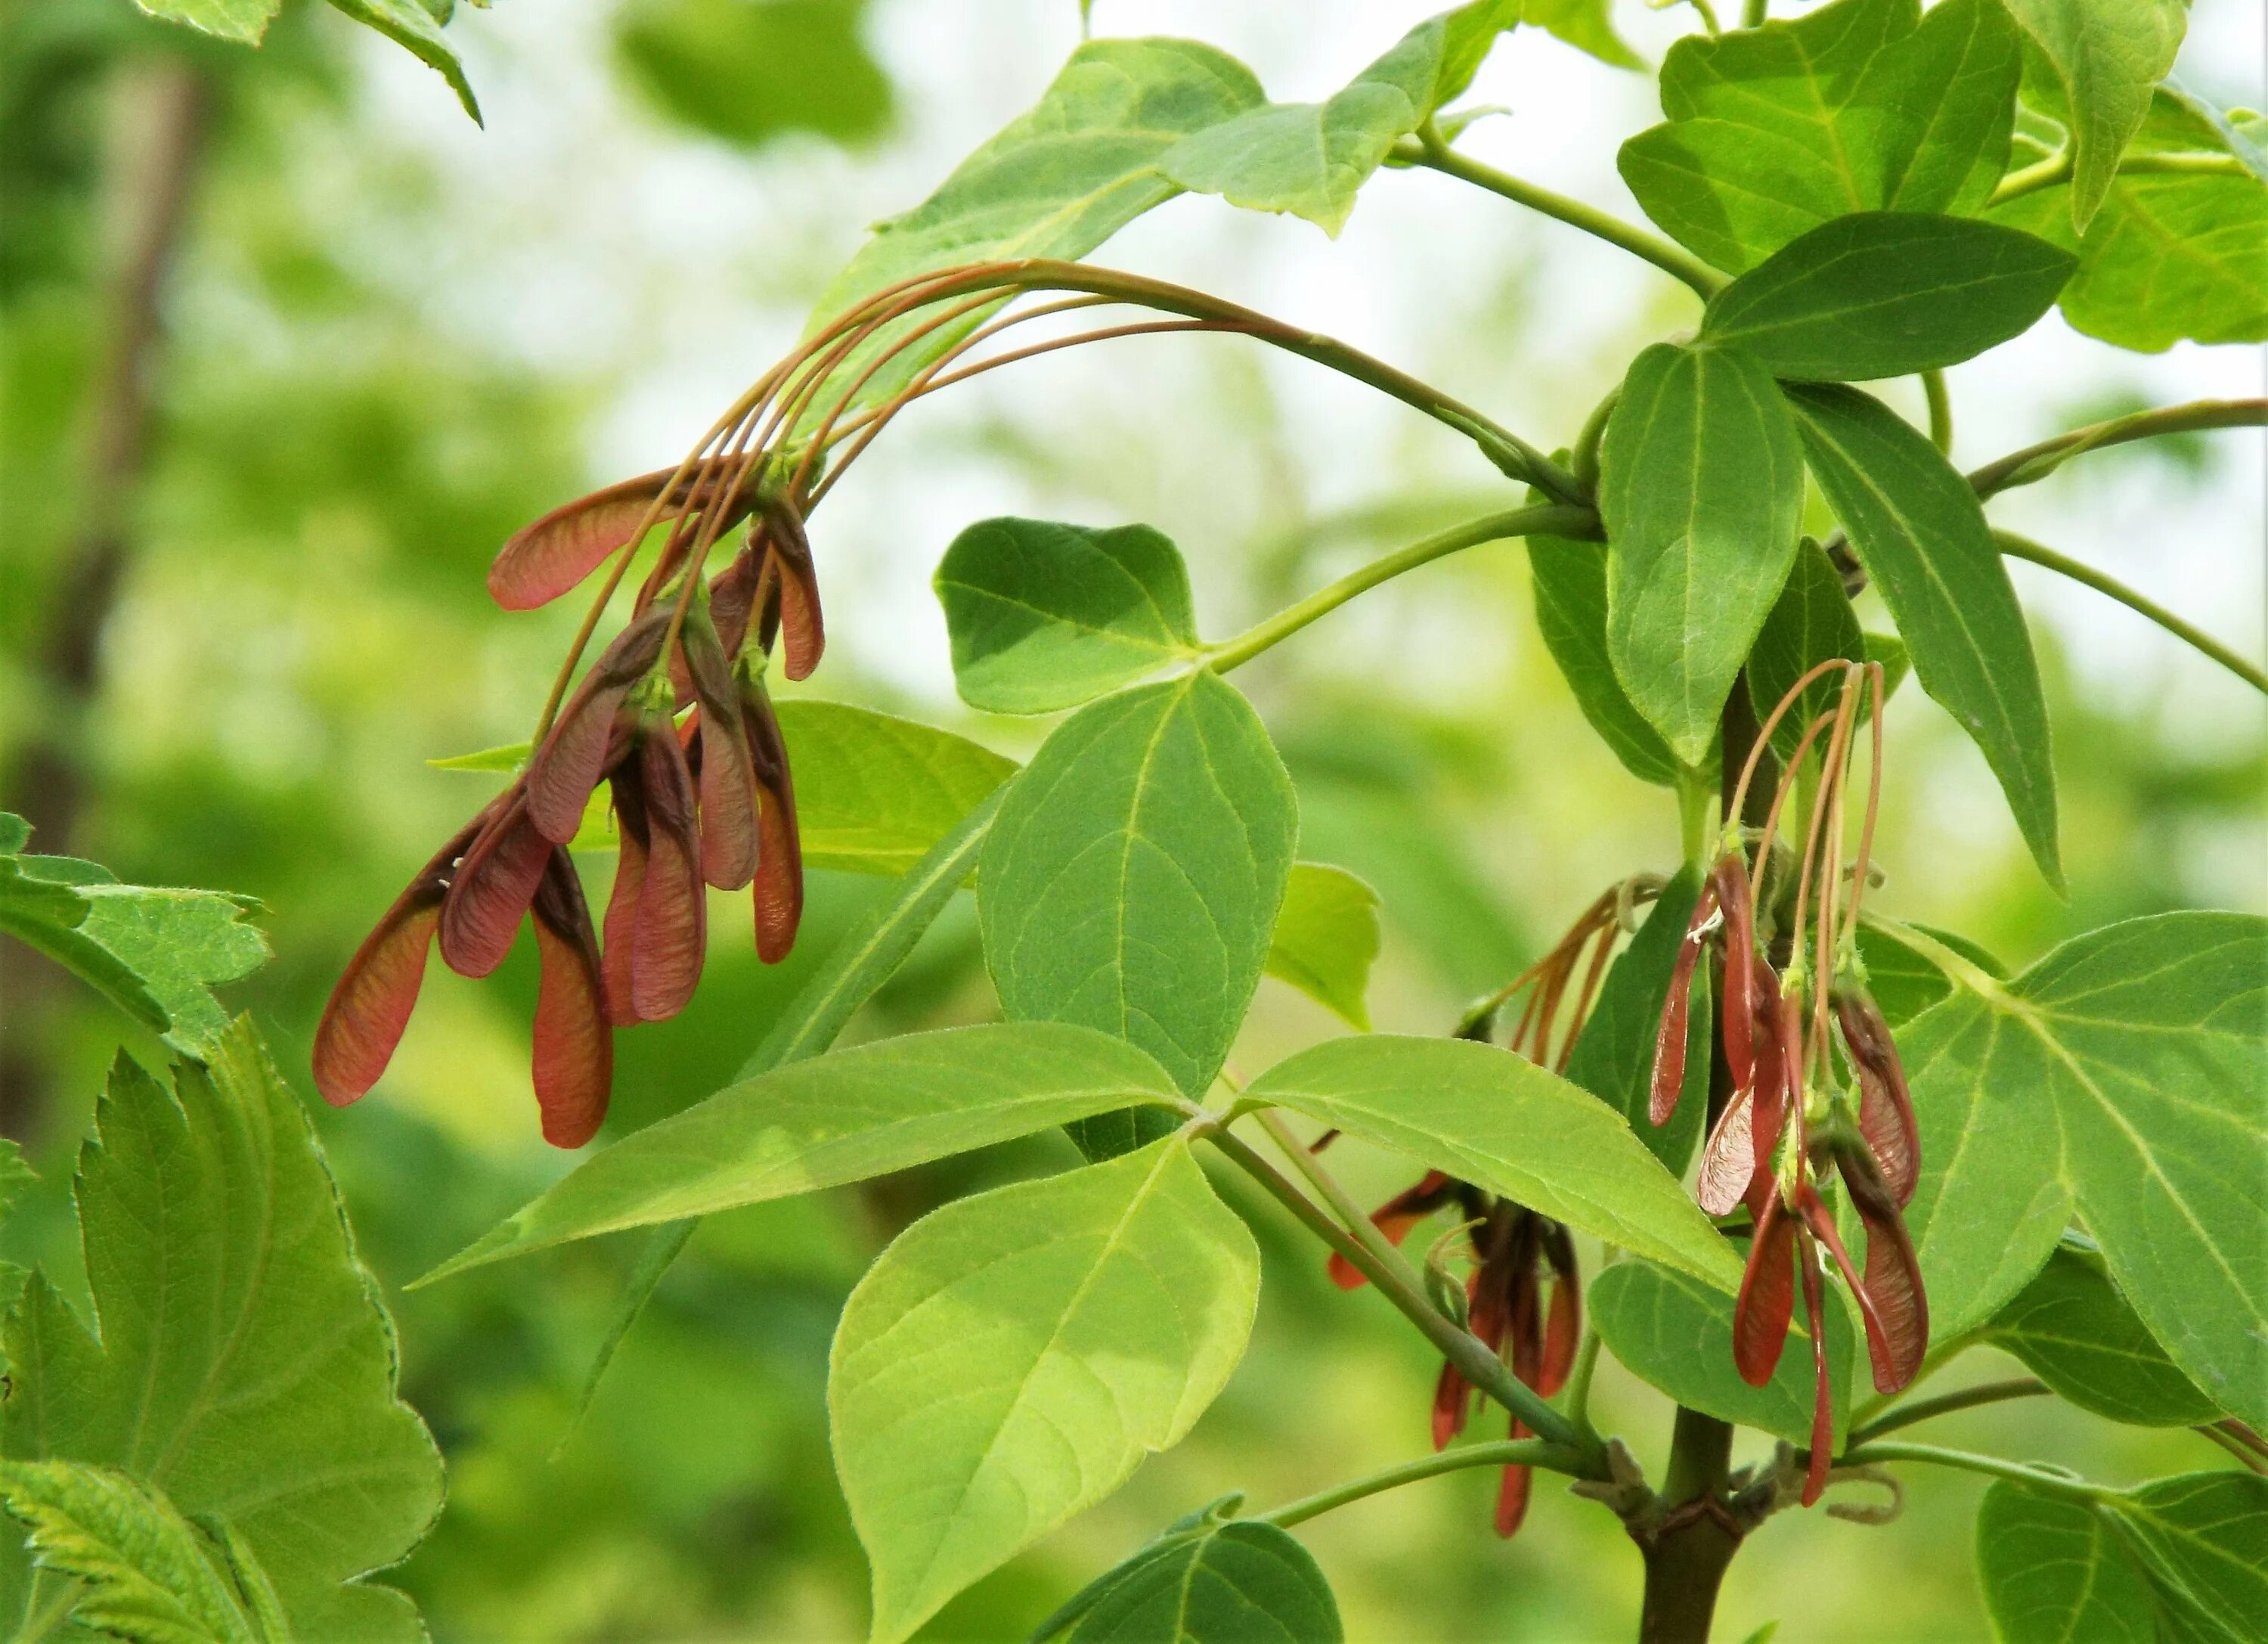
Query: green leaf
[[979, 673, 1298, 1113], [1264, 864, 1381, 1032], [1987, 1243, 2223, 1427], [0, 836, 268, 1055], [1520, 0, 1641, 72], [831, 1137, 1259, 1644], [1160, 14, 1445, 235], [1783, 382, 2061, 888], [132, 0, 279, 45], [1700, 213, 2073, 380], [0, 1461, 265, 1644], [1854, 920, 2006, 1028], [1619, 0, 2022, 273], [1591, 1260, 1851, 1446], [417, 1022, 1183, 1283], [1901, 914, 2268, 1426], [1563, 865, 1709, 1175], [1975, 1481, 2161, 1644], [1746, 536, 1867, 763], [801, 38, 1263, 414], [1033, 1507, 1341, 1643], [1434, 1, 1525, 110], [1244, 1034, 1746, 1294], [1600, 342, 1805, 765], [936, 518, 1201, 714], [1977, 1472, 2268, 1644], [572, 789, 1005, 1428], [2111, 1472, 2268, 1640], [1991, 91, 2268, 351], [1527, 520, 1687, 788], [2000, 0, 2187, 229], [1, 1025, 443, 1640], [613, 0, 892, 151], [324, 0, 482, 124], [776, 701, 1017, 875]]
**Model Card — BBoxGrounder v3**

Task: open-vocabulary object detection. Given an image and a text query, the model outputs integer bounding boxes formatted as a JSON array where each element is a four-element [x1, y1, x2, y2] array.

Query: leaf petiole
[[1838, 1441, 2118, 1503], [1845, 1377, 2050, 1447], [1994, 529, 2268, 696], [1257, 1438, 1588, 1531]]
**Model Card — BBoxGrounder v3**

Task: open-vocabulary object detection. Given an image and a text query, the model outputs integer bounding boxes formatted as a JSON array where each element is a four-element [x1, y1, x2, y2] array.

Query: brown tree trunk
[[0, 60, 211, 1140]]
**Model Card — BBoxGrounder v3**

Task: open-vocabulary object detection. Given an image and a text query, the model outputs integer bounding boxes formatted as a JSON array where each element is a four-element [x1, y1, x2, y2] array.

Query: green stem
[[1987, 147, 2251, 207], [1741, 0, 1769, 24], [1207, 503, 1594, 673], [1847, 1377, 2050, 1446], [1563, 1326, 1605, 1441], [1841, 1441, 2118, 1502], [1677, 768, 1714, 869], [2194, 1422, 2268, 1475], [1969, 398, 2267, 498], [1923, 368, 1953, 456], [1572, 386, 1619, 493], [1402, 135, 1726, 300], [1205, 1115, 1594, 1459], [1994, 529, 2268, 696], [1260, 1438, 1579, 1530], [912, 260, 1583, 501]]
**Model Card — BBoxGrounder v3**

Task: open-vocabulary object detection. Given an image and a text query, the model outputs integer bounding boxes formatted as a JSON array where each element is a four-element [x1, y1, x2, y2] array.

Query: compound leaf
[[419, 1022, 1182, 1283], [831, 1138, 1259, 1644], [1264, 863, 1381, 1032], [979, 673, 1297, 1120], [1600, 342, 1805, 766], [937, 518, 1201, 714], [1245, 1034, 1745, 1294], [1900, 914, 2268, 1427], [1784, 383, 2060, 888], [1033, 1505, 1340, 1643], [1701, 213, 2072, 380], [1619, 0, 2022, 273], [0, 1024, 442, 1641]]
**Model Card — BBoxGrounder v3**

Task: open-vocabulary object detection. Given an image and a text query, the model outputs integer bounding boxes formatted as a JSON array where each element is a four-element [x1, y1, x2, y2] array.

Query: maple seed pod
[[1326, 1169, 1455, 1291], [437, 793, 553, 979], [524, 606, 675, 845], [740, 665, 805, 963], [1797, 1227, 1834, 1508], [314, 805, 497, 1106], [1733, 1192, 1796, 1388], [1712, 851, 1758, 1087], [528, 848, 612, 1147], [1836, 988, 1920, 1205], [489, 467, 756, 612], [1649, 878, 1719, 1125], [680, 604, 761, 892], [761, 501, 826, 681], [627, 709, 708, 1022], [1827, 1145, 1931, 1391]]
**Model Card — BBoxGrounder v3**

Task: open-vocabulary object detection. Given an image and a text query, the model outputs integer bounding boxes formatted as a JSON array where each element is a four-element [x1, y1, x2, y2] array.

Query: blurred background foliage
[[0, 2, 2260, 1638]]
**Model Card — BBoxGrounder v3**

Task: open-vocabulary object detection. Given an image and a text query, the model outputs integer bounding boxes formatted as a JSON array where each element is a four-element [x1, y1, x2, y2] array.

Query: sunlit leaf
[[832, 1138, 1259, 1644], [801, 38, 1263, 415], [1520, 0, 1639, 72], [1264, 863, 1381, 1031], [1527, 515, 1687, 788], [1244, 1034, 1746, 1294], [1746, 537, 1867, 763], [1700, 213, 2072, 380], [1901, 914, 2268, 1426], [1854, 920, 2006, 1028], [1600, 342, 1805, 766], [1591, 1260, 1851, 1447], [0, 1025, 442, 1640], [132, 0, 278, 45], [1619, 0, 2022, 273], [936, 517, 1201, 714], [324, 0, 482, 124], [1991, 91, 2268, 351], [776, 701, 1015, 875], [2000, 0, 2186, 229], [980, 672, 1297, 1147], [417, 1022, 1182, 1283], [1988, 1243, 2223, 1427], [1033, 1500, 1341, 1644], [614, 0, 892, 150], [1784, 383, 2060, 889], [1160, 12, 1446, 235]]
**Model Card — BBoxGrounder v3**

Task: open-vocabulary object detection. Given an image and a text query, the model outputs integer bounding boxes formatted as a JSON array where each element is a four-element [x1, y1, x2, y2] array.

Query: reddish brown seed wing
[[1650, 887, 1714, 1125], [1837, 1154, 1930, 1391], [763, 504, 826, 681], [1539, 1270, 1581, 1397], [1715, 854, 1758, 1087], [524, 606, 674, 843], [709, 546, 762, 660], [1325, 1170, 1455, 1290], [600, 768, 649, 1027], [1696, 1084, 1758, 1217], [1799, 1229, 1833, 1507], [438, 795, 552, 979], [1838, 990, 1919, 1205], [741, 675, 804, 963], [1734, 1193, 1796, 1387], [490, 470, 675, 612], [530, 850, 612, 1148], [1431, 1360, 1471, 1451], [680, 611, 759, 891], [630, 721, 707, 1021], [1494, 1447, 1533, 1539]]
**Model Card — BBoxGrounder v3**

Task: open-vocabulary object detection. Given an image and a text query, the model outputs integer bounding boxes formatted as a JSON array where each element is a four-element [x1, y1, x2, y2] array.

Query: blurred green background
[[2, 2, 2260, 1638]]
